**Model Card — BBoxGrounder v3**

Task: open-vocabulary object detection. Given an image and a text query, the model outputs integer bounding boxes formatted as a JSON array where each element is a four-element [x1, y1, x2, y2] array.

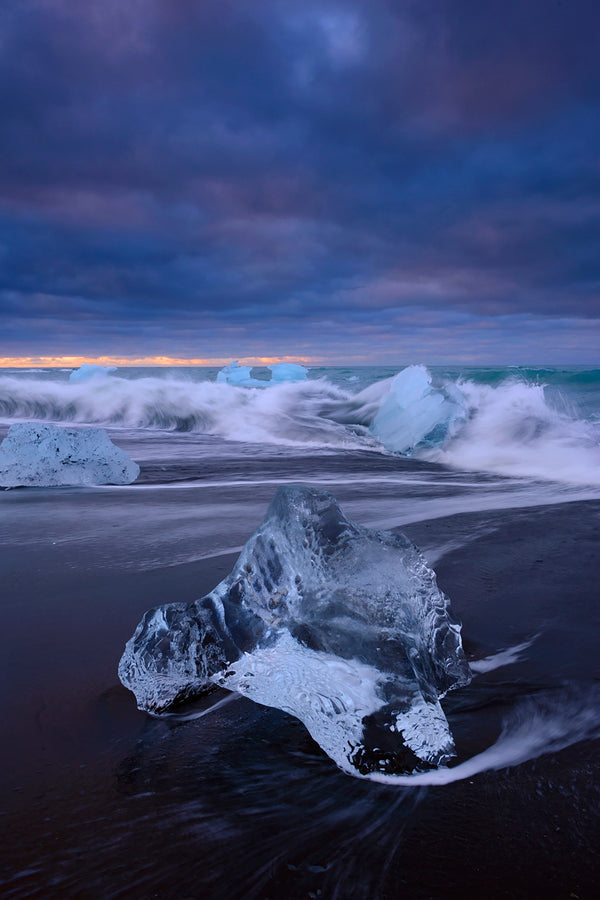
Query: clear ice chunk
[[118, 485, 470, 778], [0, 422, 139, 487], [370, 365, 465, 454]]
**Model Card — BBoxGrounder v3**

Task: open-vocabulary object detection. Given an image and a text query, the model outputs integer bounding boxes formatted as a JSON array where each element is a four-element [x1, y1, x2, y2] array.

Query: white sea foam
[[1, 366, 600, 485], [470, 635, 539, 674], [367, 686, 600, 786], [0, 373, 363, 448], [424, 378, 600, 486]]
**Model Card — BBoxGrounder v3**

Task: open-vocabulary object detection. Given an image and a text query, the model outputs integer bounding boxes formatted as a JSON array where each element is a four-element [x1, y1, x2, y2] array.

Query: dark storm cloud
[[1, 0, 599, 359]]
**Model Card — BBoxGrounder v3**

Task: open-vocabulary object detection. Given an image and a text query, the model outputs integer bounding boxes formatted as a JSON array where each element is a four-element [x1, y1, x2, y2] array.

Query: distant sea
[[1, 363, 599, 898]]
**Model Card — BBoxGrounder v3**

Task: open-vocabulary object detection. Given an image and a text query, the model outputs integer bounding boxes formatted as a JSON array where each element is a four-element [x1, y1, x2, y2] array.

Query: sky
[[1, 0, 599, 366]]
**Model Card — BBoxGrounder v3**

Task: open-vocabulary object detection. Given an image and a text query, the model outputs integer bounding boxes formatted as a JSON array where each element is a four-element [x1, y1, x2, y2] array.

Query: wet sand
[[1, 484, 599, 899]]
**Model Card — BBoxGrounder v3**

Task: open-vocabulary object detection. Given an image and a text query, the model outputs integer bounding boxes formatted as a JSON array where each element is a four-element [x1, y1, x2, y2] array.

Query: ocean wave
[[1, 366, 599, 485], [0, 373, 369, 448], [424, 377, 600, 485]]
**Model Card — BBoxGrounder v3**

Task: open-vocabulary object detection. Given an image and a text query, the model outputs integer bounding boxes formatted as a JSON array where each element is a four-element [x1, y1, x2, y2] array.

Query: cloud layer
[[1, 0, 599, 362]]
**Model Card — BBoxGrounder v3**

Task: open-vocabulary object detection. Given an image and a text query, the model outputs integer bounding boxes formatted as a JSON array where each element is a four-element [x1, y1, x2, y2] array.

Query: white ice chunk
[[69, 363, 117, 383], [0, 423, 140, 487], [371, 365, 465, 454]]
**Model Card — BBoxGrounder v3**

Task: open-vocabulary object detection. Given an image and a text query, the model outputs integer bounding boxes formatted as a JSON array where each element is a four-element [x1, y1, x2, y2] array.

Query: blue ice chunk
[[69, 363, 116, 383], [268, 363, 308, 383], [217, 360, 308, 386], [216, 361, 263, 386], [371, 365, 465, 454]]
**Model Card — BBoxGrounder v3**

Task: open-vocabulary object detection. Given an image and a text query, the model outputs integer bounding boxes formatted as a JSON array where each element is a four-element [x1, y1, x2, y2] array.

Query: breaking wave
[[425, 377, 600, 486], [1, 365, 600, 485], [0, 372, 364, 447]]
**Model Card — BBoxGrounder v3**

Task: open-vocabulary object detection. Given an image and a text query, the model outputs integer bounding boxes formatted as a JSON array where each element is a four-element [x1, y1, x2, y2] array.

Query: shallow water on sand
[[1, 431, 599, 898]]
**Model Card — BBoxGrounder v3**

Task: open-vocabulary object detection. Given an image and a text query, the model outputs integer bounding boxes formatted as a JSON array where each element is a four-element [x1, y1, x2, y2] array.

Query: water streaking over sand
[[1, 363, 600, 484], [182, 678, 600, 788], [369, 686, 600, 787], [470, 636, 540, 674]]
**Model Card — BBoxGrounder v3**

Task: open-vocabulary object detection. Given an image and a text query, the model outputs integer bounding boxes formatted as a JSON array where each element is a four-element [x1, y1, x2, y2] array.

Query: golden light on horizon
[[0, 355, 318, 369]]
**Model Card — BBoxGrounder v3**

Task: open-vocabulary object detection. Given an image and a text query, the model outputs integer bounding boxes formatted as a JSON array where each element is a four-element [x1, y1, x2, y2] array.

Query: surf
[[1, 364, 599, 485]]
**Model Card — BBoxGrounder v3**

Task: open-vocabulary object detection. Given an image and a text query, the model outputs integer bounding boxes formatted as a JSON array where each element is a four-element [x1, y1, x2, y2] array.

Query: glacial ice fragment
[[69, 363, 117, 383], [216, 360, 309, 386], [268, 362, 308, 383], [119, 485, 470, 779], [0, 423, 139, 487], [371, 365, 465, 454], [216, 360, 264, 386]]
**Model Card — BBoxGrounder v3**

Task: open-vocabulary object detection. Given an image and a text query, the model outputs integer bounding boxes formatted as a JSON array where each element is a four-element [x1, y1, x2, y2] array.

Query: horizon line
[[1, 356, 597, 369], [0, 355, 321, 369]]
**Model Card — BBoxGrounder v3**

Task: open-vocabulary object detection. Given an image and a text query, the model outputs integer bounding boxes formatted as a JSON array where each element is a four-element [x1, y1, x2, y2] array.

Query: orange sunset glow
[[0, 355, 317, 369]]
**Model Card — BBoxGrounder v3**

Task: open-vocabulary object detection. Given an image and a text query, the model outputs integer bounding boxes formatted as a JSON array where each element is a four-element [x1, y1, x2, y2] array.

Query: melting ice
[[0, 422, 139, 487], [119, 485, 471, 779]]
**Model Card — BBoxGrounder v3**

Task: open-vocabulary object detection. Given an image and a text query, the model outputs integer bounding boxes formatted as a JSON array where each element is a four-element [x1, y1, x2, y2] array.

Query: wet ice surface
[[370, 364, 465, 453], [119, 485, 470, 777], [1, 431, 600, 898]]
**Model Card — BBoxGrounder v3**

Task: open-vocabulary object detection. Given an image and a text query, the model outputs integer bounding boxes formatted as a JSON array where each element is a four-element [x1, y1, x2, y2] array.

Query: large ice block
[[119, 485, 470, 778], [371, 365, 465, 454], [0, 423, 139, 487]]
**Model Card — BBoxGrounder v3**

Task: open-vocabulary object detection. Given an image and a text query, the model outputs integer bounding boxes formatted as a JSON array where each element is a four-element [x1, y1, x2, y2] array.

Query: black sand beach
[[1, 435, 599, 898]]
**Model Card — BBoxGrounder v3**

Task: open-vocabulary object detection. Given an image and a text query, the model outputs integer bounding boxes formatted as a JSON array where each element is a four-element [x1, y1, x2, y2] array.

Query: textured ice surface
[[0, 423, 139, 487], [69, 363, 116, 383], [371, 365, 465, 454], [119, 485, 470, 778]]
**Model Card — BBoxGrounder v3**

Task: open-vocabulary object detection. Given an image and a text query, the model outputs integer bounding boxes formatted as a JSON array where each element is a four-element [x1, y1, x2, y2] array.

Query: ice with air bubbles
[[119, 484, 471, 779]]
